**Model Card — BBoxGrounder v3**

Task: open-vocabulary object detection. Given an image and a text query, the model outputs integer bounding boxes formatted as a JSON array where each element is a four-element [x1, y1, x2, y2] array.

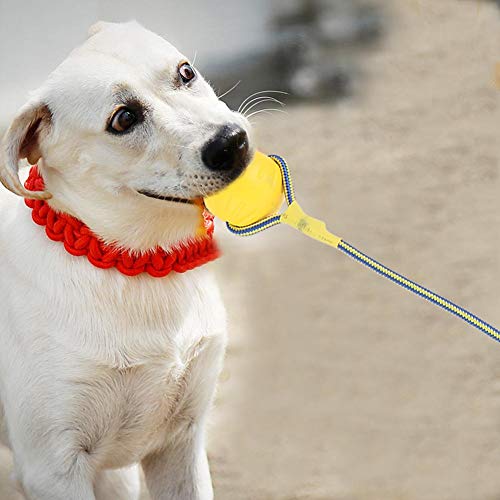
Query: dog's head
[[0, 21, 253, 250]]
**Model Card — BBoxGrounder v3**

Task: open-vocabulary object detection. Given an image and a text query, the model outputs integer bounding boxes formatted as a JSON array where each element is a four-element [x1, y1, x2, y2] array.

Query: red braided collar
[[24, 167, 219, 278]]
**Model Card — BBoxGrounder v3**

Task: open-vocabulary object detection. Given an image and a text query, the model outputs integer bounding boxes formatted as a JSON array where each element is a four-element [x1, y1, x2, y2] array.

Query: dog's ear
[[0, 100, 52, 199]]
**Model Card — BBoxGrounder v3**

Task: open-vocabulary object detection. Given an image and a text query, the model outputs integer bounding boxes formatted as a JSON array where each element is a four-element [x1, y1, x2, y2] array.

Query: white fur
[[0, 21, 251, 499]]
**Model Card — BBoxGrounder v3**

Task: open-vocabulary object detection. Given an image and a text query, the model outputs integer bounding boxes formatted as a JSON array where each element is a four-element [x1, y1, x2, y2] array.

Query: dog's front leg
[[15, 452, 96, 500], [142, 423, 213, 500], [4, 387, 97, 499]]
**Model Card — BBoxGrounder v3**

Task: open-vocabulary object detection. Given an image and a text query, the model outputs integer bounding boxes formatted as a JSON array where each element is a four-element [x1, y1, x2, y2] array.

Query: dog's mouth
[[136, 157, 251, 205], [138, 190, 194, 204]]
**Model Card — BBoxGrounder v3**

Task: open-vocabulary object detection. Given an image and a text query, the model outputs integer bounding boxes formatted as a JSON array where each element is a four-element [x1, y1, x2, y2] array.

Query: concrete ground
[[1, 1, 499, 499]]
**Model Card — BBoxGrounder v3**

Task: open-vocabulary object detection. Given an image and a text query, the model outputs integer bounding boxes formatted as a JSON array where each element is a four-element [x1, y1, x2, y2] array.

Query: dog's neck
[[38, 160, 204, 253]]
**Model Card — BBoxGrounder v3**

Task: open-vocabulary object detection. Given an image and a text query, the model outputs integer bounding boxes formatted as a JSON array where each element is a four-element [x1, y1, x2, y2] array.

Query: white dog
[[0, 21, 252, 499]]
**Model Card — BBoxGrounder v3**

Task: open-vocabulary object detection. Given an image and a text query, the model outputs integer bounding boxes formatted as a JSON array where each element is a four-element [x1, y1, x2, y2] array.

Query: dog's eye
[[109, 108, 137, 133], [178, 63, 196, 84]]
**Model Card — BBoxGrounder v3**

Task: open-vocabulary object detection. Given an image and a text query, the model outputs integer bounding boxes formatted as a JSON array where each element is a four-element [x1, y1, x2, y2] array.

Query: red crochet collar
[[24, 167, 219, 278]]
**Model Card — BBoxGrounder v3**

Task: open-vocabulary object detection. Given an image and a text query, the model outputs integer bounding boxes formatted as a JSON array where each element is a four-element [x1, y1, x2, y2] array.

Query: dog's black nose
[[202, 125, 249, 171]]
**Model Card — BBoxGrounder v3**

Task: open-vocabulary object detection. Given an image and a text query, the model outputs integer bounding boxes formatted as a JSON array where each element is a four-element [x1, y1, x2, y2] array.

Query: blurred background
[[1, 0, 500, 499]]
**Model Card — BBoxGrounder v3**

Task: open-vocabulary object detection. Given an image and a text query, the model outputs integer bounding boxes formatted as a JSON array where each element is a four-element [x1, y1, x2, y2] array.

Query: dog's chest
[[76, 330, 224, 469], [68, 274, 226, 468], [58, 273, 227, 468]]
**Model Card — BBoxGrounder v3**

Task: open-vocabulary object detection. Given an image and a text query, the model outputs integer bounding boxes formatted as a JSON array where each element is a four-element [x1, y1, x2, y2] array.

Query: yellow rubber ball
[[204, 151, 284, 227]]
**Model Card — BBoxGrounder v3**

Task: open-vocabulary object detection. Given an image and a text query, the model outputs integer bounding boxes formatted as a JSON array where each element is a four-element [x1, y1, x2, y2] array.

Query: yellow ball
[[204, 151, 284, 227]]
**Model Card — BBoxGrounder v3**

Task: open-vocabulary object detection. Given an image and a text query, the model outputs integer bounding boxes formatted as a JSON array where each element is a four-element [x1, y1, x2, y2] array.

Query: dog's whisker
[[246, 108, 288, 120], [239, 95, 276, 114], [240, 96, 285, 116], [192, 50, 198, 66], [237, 90, 288, 114], [248, 110, 275, 124], [241, 95, 286, 110], [238, 92, 288, 114], [241, 94, 286, 106], [248, 112, 277, 127], [242, 97, 286, 117], [238, 89, 288, 109], [218, 80, 241, 100]]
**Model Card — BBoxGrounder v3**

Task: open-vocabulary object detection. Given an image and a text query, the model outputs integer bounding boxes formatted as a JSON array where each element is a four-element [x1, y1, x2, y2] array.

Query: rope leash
[[226, 155, 500, 344]]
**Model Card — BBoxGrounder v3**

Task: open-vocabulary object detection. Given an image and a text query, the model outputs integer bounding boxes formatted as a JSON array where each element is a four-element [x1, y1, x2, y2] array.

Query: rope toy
[[25, 167, 219, 278], [205, 153, 500, 344]]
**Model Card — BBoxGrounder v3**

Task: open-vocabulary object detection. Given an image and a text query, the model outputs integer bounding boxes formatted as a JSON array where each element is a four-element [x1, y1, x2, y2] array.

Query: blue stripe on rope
[[269, 155, 294, 205], [338, 240, 500, 343], [226, 215, 281, 235]]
